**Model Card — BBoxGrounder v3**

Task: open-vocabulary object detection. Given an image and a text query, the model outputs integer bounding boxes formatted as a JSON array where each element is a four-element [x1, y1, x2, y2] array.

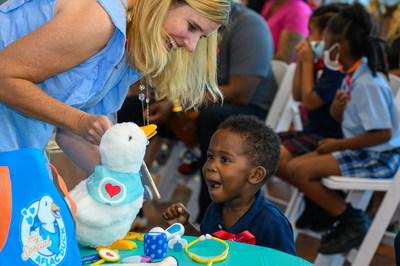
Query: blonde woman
[[0, 0, 230, 173]]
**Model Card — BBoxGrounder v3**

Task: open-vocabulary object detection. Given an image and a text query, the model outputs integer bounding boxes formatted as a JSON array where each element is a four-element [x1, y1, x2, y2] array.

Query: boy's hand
[[162, 202, 190, 225]]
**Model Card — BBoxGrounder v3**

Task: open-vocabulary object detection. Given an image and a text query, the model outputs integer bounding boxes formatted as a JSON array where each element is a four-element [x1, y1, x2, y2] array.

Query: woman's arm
[[55, 127, 101, 175], [219, 75, 263, 106], [274, 30, 305, 64], [0, 0, 115, 145]]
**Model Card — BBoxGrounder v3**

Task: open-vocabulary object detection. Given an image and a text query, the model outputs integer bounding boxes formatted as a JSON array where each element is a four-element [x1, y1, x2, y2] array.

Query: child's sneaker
[[318, 209, 370, 254]]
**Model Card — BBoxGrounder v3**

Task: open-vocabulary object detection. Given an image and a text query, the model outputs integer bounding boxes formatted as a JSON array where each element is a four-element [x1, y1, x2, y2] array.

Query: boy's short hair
[[218, 115, 281, 182]]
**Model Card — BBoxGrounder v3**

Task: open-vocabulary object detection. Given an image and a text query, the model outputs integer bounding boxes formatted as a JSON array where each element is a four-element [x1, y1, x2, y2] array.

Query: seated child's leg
[[287, 152, 370, 254], [286, 152, 344, 216], [275, 145, 295, 182]]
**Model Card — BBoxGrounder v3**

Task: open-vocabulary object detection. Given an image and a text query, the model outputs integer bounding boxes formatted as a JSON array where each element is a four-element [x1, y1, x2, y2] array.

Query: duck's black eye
[[128, 136, 132, 141]]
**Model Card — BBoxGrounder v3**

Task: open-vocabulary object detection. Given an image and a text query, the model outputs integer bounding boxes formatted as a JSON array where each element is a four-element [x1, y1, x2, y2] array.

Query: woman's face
[[163, 4, 221, 52]]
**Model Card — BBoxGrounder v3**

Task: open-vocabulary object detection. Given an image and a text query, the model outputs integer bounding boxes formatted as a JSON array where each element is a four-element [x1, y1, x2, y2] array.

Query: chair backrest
[[266, 63, 297, 130], [271, 59, 288, 87]]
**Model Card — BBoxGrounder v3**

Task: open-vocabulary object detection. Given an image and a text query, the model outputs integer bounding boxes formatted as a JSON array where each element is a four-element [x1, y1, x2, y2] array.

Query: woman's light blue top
[[0, 0, 141, 151]]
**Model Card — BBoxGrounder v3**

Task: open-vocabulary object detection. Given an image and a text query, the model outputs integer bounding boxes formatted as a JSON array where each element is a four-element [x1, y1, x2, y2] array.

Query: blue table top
[[80, 235, 313, 265]]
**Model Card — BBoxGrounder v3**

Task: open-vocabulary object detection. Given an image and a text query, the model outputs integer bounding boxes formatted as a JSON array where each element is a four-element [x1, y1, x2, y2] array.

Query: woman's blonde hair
[[126, 0, 230, 108], [369, 0, 400, 43]]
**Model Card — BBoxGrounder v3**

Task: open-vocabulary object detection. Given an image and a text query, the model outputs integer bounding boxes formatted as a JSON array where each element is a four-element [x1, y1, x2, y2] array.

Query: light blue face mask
[[310, 40, 325, 63], [86, 165, 144, 206]]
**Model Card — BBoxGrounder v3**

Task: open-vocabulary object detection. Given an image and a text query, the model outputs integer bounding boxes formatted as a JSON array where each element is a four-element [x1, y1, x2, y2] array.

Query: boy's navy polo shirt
[[200, 190, 296, 255]]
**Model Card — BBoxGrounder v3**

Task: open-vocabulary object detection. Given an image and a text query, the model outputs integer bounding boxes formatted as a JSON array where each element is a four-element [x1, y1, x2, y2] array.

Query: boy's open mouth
[[208, 180, 221, 190]]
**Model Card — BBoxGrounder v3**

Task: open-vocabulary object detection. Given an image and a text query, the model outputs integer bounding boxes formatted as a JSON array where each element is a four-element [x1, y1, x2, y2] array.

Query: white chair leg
[[157, 141, 185, 202], [284, 188, 303, 223], [185, 174, 201, 223], [352, 182, 400, 266], [345, 190, 373, 210], [284, 189, 304, 241]]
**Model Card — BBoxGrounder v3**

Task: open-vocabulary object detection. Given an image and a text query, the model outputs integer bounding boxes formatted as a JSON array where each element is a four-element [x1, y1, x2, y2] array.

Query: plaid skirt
[[279, 131, 325, 157], [332, 148, 400, 179]]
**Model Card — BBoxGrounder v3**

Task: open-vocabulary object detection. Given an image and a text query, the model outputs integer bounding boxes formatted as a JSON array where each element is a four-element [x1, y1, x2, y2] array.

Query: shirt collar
[[349, 57, 368, 84], [209, 190, 264, 232]]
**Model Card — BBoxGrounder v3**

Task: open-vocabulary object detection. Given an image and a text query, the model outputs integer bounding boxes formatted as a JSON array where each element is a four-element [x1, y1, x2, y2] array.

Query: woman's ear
[[248, 166, 267, 185]]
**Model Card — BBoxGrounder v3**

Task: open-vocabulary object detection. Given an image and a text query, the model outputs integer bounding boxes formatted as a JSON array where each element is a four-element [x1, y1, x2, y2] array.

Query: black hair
[[310, 3, 345, 32], [217, 115, 281, 182], [326, 3, 389, 77]]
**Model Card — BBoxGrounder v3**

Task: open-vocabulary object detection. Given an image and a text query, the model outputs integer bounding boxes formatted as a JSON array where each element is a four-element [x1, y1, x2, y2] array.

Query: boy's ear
[[248, 166, 267, 185]]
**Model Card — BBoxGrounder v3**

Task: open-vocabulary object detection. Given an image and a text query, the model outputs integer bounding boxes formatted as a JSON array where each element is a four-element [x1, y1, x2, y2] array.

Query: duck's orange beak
[[52, 203, 60, 218], [140, 124, 157, 140]]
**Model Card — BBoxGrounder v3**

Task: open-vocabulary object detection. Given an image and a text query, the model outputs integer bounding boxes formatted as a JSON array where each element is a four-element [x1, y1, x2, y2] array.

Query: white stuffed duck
[[69, 122, 156, 248]]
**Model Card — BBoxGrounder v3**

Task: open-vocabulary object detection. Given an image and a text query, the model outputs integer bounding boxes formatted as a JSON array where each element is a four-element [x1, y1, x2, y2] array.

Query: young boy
[[162, 115, 296, 255]]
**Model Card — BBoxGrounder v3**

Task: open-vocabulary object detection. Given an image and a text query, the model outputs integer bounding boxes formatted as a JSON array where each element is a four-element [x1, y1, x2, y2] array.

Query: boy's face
[[202, 129, 254, 204]]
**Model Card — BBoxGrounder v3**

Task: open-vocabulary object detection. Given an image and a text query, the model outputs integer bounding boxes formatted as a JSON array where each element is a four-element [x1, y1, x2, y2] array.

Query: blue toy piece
[[173, 242, 183, 252], [144, 232, 167, 259]]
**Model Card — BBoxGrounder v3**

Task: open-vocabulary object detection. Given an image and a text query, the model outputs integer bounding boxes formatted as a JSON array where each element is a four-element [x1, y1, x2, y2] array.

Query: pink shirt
[[261, 0, 312, 54]]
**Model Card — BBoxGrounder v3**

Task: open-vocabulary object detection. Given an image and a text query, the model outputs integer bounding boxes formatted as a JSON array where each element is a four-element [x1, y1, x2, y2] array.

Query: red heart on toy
[[105, 183, 121, 198], [106, 251, 114, 257]]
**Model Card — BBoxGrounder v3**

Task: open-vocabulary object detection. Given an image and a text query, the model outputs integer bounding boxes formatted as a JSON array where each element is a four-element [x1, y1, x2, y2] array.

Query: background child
[[275, 3, 347, 232], [285, 3, 400, 255], [162, 115, 295, 255]]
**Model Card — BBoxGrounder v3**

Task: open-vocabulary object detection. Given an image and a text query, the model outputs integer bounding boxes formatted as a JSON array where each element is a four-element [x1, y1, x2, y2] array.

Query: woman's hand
[[162, 202, 190, 225], [76, 113, 113, 145]]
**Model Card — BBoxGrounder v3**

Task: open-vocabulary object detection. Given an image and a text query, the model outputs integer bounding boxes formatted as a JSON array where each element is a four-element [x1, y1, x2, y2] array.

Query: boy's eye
[[221, 157, 230, 163], [207, 154, 214, 160]]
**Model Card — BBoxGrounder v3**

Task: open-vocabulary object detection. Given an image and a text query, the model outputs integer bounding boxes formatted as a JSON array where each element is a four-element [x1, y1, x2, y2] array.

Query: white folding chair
[[266, 62, 298, 132], [263, 62, 303, 210], [311, 170, 400, 265], [271, 59, 289, 88], [286, 79, 400, 265]]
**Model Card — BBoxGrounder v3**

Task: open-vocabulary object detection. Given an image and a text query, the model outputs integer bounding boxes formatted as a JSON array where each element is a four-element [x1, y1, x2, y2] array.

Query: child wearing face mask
[[162, 115, 296, 255], [274, 4, 347, 232], [286, 3, 400, 255]]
